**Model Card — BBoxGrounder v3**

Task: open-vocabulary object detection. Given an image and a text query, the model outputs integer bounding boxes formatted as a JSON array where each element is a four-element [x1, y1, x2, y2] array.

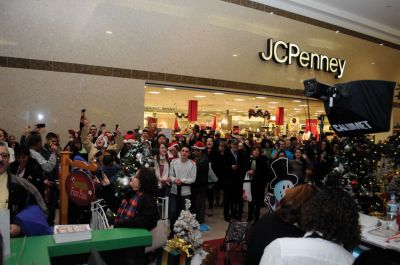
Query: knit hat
[[168, 141, 179, 150], [123, 132, 136, 143], [191, 141, 206, 150]]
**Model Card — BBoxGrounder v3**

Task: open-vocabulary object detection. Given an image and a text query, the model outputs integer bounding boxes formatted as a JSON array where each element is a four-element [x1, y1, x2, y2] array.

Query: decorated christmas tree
[[173, 199, 203, 249], [115, 132, 154, 196], [121, 137, 154, 176], [327, 136, 385, 215]]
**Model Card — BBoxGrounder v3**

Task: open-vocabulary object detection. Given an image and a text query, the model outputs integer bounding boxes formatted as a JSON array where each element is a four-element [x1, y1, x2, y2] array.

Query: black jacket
[[245, 212, 304, 265], [10, 158, 45, 196], [192, 153, 209, 192], [249, 155, 270, 204], [100, 185, 158, 231], [7, 170, 47, 223]]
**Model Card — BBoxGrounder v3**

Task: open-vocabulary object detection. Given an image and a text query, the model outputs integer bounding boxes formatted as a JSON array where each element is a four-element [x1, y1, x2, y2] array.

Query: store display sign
[[65, 171, 96, 206], [259, 38, 346, 78]]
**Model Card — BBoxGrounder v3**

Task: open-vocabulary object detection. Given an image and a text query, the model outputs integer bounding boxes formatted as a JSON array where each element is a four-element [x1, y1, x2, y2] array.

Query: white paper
[[0, 210, 10, 257]]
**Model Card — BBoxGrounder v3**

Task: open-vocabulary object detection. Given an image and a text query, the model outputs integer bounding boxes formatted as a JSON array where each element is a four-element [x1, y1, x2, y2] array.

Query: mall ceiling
[[144, 85, 325, 118], [255, 0, 400, 45]]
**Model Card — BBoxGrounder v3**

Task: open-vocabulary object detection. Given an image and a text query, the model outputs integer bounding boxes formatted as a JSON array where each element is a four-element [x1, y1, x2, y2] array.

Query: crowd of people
[[1, 117, 398, 265]]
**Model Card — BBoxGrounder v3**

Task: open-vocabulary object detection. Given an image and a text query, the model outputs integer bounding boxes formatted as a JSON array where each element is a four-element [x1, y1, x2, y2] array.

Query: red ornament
[[351, 179, 359, 186]]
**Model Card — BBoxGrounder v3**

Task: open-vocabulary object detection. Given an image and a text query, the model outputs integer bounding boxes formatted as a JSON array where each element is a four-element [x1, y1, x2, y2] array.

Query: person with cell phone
[[80, 111, 123, 163]]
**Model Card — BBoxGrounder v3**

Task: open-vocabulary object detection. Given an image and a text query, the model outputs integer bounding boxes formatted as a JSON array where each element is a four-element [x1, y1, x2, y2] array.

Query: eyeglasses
[[0, 153, 10, 159]]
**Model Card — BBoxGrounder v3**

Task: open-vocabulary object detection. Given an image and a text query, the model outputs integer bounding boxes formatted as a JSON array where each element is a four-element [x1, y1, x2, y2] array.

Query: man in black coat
[[247, 146, 270, 222], [225, 139, 249, 221], [191, 141, 209, 224]]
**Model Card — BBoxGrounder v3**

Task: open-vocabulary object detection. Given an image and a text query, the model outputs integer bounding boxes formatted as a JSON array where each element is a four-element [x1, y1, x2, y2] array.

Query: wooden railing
[[59, 151, 97, 224]]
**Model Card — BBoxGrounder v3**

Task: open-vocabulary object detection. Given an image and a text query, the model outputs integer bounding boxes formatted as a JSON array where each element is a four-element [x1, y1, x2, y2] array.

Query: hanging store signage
[[259, 38, 347, 78]]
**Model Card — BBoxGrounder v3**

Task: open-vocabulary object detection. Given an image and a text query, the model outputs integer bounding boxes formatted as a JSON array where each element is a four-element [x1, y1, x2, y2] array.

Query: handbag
[[243, 172, 252, 202], [145, 219, 169, 253], [208, 164, 218, 188]]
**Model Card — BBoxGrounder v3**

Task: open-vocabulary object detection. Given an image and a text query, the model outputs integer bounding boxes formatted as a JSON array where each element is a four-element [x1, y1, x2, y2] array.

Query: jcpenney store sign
[[259, 38, 347, 78]]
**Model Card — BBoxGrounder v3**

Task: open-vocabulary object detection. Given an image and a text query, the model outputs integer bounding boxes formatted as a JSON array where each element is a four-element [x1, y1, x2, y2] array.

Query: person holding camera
[[80, 117, 123, 163]]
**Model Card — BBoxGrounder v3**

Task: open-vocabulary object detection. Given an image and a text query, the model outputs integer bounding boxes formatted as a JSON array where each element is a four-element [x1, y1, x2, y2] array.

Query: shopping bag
[[145, 219, 169, 253], [243, 173, 252, 202], [208, 163, 218, 185]]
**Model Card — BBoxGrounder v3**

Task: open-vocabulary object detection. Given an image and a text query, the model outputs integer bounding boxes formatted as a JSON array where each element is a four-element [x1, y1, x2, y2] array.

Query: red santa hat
[[168, 141, 179, 150], [191, 141, 206, 150], [123, 132, 136, 143]]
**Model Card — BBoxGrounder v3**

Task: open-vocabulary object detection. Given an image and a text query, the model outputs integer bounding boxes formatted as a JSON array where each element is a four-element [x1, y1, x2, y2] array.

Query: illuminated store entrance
[[144, 83, 327, 139]]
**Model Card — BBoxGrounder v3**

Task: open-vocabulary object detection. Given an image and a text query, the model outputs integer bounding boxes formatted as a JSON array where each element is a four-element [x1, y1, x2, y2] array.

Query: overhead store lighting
[[148, 91, 160, 94], [163, 87, 176, 91]]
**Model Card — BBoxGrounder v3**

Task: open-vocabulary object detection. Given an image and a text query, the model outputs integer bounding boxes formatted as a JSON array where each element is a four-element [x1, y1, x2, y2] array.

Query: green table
[[5, 228, 152, 265]]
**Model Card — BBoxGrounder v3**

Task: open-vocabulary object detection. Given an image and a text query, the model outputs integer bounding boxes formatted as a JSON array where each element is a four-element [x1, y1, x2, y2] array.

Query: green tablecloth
[[5, 228, 152, 265]]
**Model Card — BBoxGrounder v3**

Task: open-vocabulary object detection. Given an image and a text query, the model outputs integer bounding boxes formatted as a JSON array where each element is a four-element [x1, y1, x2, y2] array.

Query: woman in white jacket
[[260, 187, 360, 265], [154, 143, 170, 197]]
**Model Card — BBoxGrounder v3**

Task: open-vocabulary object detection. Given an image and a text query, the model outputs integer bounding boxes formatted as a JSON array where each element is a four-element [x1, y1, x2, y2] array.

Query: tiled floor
[[201, 202, 268, 241]]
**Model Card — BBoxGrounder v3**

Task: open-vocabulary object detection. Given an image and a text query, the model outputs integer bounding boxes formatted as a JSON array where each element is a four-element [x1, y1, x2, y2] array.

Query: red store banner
[[147, 117, 158, 139], [188, 100, 198, 122], [305, 119, 318, 138], [275, 107, 284, 125]]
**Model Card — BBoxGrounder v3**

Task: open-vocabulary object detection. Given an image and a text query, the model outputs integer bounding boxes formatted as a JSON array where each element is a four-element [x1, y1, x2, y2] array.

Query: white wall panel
[[0, 68, 144, 144]]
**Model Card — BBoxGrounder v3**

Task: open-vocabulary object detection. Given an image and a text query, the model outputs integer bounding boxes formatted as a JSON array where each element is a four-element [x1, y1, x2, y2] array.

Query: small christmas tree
[[173, 199, 203, 249]]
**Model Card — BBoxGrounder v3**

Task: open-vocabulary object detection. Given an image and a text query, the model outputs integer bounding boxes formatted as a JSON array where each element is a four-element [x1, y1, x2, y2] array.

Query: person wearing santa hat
[[191, 141, 209, 224], [119, 131, 137, 159], [167, 141, 180, 162]]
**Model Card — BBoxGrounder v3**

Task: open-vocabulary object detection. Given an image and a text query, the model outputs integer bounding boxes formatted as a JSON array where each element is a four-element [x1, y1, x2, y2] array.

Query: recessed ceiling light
[[371, 62, 375, 65], [256, 96, 266, 99], [213, 92, 224, 95], [163, 87, 176, 91], [234, 98, 245, 101], [335, 30, 340, 34], [269, 102, 279, 104], [148, 91, 160, 94], [195, 95, 206, 98], [379, 43, 384, 46], [293, 108, 301, 110], [299, 104, 308, 107], [105, 30, 113, 34], [292, 100, 301, 103], [233, 54, 239, 57]]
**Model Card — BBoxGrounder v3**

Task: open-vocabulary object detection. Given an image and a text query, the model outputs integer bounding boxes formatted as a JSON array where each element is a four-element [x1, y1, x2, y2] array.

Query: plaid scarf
[[115, 191, 143, 226]]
